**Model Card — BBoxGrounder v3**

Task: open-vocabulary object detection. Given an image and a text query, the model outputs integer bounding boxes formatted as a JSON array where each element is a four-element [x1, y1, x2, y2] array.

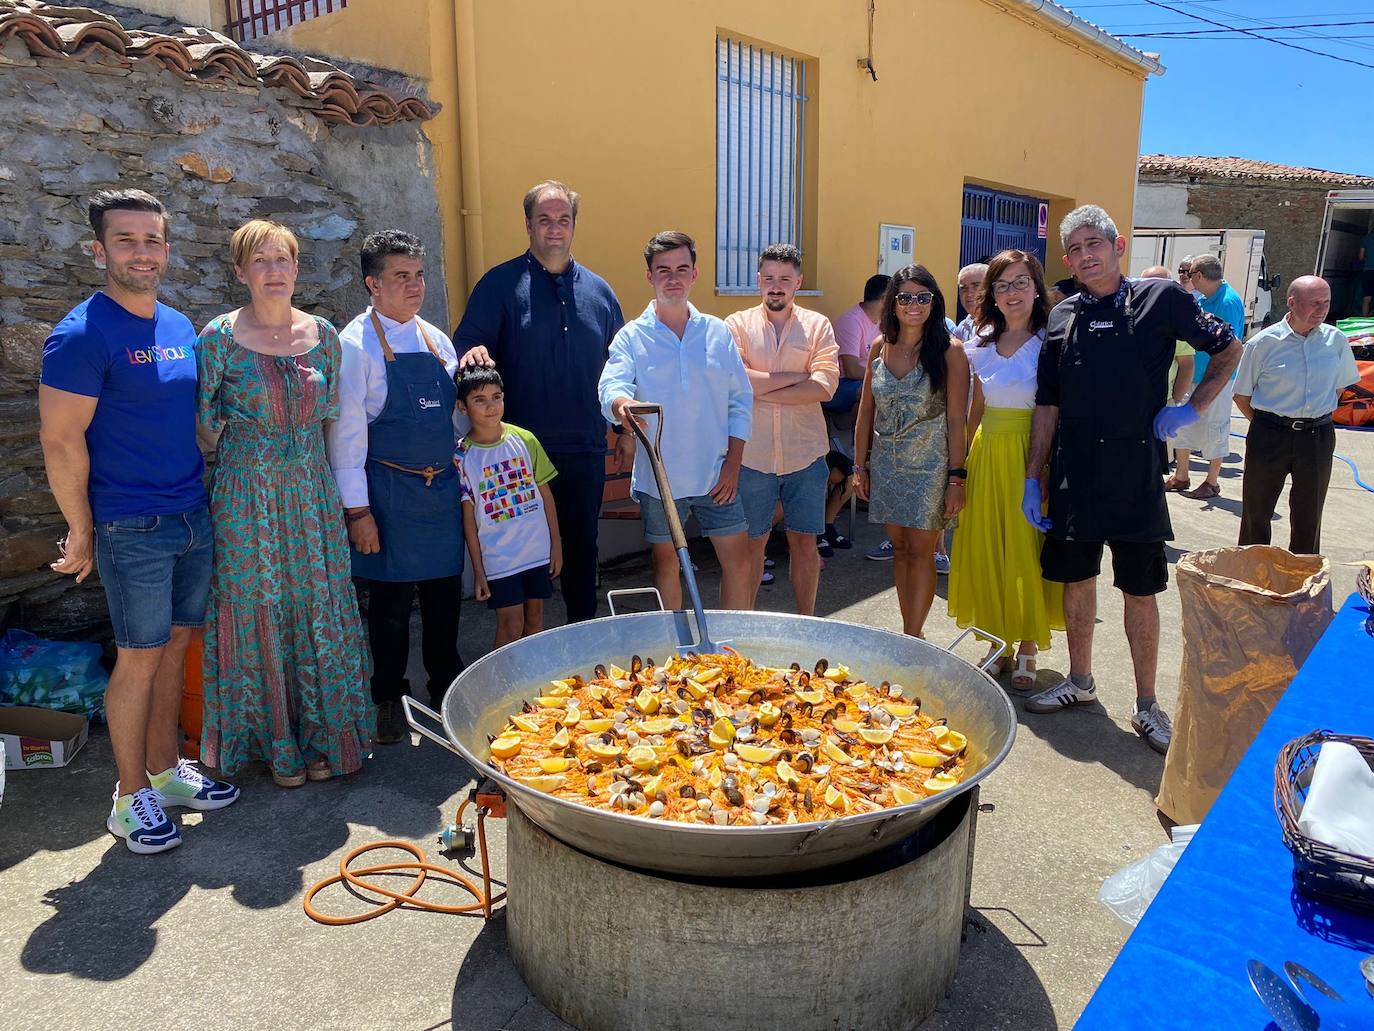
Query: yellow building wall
[[267, 0, 1148, 327]]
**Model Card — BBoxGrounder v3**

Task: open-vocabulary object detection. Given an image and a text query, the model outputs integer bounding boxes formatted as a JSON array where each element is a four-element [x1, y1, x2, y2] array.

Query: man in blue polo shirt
[[40, 188, 237, 855], [456, 181, 627, 623]]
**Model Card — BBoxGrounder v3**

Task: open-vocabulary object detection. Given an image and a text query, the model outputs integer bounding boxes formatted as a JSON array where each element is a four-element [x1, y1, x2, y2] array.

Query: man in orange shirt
[[726, 244, 840, 614]]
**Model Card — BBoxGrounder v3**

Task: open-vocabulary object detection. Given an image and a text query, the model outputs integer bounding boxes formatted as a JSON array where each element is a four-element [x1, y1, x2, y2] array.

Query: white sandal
[[982, 648, 1006, 677], [1012, 655, 1037, 690]]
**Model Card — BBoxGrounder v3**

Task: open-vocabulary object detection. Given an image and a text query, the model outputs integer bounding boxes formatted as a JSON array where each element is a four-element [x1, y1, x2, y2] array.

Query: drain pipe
[[991, 0, 1164, 76], [453, 0, 485, 297]]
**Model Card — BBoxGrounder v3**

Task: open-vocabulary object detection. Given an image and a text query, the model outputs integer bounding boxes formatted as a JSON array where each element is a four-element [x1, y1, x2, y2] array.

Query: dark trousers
[[1238, 414, 1336, 555], [546, 450, 606, 623], [364, 575, 463, 706]]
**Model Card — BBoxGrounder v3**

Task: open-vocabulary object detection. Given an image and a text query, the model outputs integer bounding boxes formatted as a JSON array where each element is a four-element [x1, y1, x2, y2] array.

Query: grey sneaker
[[1024, 677, 1097, 714], [865, 539, 894, 561], [1131, 703, 1172, 754]]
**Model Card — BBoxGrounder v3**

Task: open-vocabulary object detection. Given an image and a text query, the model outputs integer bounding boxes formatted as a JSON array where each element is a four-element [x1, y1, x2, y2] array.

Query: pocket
[[107, 515, 159, 533], [404, 380, 449, 420]]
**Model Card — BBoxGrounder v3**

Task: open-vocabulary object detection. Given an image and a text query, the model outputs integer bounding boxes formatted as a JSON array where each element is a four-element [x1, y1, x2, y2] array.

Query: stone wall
[[0, 50, 443, 639]]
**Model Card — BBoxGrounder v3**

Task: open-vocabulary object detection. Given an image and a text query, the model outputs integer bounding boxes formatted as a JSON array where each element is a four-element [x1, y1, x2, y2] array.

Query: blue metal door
[[960, 185, 1047, 274]]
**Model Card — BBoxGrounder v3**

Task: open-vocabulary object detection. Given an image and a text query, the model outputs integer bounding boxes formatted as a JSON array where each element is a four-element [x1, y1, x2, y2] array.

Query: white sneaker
[[107, 786, 182, 854], [1131, 703, 1173, 754], [1024, 677, 1097, 714]]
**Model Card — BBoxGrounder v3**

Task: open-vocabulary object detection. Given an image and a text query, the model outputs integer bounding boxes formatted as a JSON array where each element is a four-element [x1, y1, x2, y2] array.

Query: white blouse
[[965, 329, 1043, 410]]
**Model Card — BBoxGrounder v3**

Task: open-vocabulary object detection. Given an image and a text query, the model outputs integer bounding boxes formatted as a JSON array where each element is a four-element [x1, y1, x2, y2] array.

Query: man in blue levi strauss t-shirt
[[39, 188, 237, 856]]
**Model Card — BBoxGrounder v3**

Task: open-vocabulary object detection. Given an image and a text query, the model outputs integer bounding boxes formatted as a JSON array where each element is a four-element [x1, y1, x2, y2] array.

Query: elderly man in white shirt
[[599, 230, 754, 611], [1235, 276, 1359, 555], [324, 230, 465, 744]]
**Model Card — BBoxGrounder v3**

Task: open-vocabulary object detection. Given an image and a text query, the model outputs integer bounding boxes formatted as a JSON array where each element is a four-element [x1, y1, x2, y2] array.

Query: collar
[[642, 300, 701, 331], [370, 306, 419, 332], [1280, 315, 1326, 341], [525, 250, 578, 280], [1080, 276, 1130, 308]]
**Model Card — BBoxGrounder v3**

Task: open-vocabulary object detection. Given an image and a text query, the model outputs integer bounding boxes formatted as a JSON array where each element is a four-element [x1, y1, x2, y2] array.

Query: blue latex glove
[[1153, 402, 1199, 441], [1021, 477, 1052, 532]]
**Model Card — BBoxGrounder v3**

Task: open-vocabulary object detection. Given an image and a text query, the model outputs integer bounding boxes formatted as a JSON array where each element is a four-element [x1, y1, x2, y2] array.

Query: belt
[[369, 457, 455, 486], [1254, 410, 1332, 432]]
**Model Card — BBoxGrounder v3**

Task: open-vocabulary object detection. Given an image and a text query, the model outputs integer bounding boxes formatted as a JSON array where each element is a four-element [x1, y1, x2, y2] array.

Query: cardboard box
[[0, 706, 89, 770]]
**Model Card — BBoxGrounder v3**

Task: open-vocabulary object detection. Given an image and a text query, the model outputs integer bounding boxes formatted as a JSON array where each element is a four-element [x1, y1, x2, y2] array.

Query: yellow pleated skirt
[[948, 407, 1065, 649]]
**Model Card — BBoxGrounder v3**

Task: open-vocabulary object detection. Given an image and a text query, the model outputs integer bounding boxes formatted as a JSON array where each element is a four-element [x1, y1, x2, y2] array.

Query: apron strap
[[370, 310, 444, 363], [415, 321, 444, 361]]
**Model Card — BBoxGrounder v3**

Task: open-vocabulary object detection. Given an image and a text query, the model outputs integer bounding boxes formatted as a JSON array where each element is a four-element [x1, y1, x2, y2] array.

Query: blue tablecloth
[[1078, 594, 1374, 1028]]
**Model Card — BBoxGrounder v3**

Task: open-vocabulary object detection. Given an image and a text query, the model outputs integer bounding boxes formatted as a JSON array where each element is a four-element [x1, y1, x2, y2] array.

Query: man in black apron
[[325, 231, 464, 744], [1020, 205, 1240, 754]]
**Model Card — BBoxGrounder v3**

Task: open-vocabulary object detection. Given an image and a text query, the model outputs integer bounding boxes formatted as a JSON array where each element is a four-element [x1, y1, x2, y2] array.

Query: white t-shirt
[[456, 424, 557, 580], [966, 330, 1043, 410]]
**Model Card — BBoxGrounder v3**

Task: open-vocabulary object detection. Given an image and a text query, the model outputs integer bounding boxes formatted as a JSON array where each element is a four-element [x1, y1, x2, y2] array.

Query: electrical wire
[[1135, 0, 1374, 68], [1122, 19, 1374, 38]]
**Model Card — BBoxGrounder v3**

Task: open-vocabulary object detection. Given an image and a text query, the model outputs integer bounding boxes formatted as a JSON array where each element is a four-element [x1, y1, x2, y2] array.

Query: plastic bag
[[1098, 824, 1199, 927], [0, 629, 108, 720]]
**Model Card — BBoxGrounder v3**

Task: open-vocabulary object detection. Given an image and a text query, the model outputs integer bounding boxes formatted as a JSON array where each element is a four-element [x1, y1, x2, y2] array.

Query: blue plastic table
[[1078, 594, 1374, 1028]]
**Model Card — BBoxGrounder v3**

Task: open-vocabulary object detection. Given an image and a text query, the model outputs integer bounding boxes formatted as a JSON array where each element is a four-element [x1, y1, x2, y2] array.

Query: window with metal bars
[[223, 0, 345, 42], [715, 36, 811, 293]]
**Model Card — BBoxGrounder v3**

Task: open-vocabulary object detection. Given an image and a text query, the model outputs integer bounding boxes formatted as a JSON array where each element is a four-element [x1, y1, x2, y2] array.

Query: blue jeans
[[633, 491, 748, 545], [738, 457, 829, 539], [94, 507, 213, 649]]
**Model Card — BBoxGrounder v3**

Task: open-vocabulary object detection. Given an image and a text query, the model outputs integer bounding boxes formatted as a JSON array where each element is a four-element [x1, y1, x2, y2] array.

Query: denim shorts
[[738, 456, 828, 539], [633, 491, 748, 545], [93, 507, 213, 649]]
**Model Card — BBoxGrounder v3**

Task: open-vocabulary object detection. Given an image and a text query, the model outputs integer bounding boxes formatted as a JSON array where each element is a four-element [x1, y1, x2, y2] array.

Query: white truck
[[1129, 227, 1275, 333], [1315, 189, 1374, 319]]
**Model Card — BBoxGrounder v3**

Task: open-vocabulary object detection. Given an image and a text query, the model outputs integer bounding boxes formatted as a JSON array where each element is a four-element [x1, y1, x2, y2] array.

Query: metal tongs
[[622, 402, 726, 654]]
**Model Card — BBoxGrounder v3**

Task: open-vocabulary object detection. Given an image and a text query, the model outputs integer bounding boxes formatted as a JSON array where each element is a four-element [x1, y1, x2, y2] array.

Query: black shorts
[[1041, 538, 1168, 597], [487, 565, 553, 610], [1362, 269, 1374, 297]]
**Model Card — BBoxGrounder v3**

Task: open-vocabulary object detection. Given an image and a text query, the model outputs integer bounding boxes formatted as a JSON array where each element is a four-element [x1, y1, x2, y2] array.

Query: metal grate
[[223, 0, 345, 42], [715, 36, 809, 292]]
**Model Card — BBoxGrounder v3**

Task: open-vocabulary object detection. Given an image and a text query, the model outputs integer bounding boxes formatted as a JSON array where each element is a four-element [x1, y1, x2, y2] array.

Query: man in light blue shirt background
[[599, 230, 754, 610], [1170, 254, 1245, 499], [1235, 276, 1358, 554]]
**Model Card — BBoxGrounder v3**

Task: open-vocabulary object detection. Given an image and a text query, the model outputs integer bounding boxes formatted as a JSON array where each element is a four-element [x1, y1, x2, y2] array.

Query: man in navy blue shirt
[[456, 181, 627, 622], [40, 188, 238, 855]]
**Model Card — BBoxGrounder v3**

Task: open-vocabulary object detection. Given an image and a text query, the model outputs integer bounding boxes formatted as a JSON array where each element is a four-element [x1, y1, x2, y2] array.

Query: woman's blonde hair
[[229, 219, 299, 267]]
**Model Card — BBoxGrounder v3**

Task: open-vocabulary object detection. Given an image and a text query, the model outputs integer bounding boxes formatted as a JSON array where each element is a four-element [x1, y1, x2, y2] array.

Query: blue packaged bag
[[0, 629, 108, 720]]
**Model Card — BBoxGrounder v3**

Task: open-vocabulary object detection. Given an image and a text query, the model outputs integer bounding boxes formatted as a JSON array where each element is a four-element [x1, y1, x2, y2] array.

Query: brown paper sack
[[1156, 546, 1333, 826]]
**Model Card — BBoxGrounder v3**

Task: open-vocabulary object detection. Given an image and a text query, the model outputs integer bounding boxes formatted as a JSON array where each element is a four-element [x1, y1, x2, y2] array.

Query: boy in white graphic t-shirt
[[455, 367, 563, 646]]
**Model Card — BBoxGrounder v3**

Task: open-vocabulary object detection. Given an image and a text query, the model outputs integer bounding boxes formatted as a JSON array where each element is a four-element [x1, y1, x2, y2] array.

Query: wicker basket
[[1274, 730, 1374, 916]]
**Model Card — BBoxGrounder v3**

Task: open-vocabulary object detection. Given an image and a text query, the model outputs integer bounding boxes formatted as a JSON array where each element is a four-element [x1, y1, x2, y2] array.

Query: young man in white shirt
[[599, 231, 755, 610]]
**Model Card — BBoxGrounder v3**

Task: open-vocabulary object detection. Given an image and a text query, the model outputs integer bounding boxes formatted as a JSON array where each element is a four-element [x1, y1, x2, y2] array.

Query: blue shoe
[[865, 539, 894, 561], [150, 759, 240, 811], [108, 787, 182, 855]]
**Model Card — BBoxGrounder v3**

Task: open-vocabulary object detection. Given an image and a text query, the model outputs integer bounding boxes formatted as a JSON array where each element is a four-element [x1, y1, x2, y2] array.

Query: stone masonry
[[0, 43, 444, 639]]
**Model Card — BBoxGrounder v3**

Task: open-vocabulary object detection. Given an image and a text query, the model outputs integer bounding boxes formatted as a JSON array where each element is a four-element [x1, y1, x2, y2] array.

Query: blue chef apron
[[351, 310, 464, 583]]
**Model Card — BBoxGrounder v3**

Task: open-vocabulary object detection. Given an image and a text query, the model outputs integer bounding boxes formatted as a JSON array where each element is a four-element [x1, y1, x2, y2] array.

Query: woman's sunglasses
[[895, 291, 934, 307]]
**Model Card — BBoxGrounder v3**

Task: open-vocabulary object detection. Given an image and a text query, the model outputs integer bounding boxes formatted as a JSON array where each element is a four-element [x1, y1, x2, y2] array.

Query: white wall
[[1134, 182, 1200, 229]]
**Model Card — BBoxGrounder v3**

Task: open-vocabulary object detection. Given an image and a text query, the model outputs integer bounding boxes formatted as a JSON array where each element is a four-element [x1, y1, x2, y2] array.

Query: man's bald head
[[1286, 275, 1331, 335], [1141, 265, 1170, 280], [1287, 275, 1328, 303]]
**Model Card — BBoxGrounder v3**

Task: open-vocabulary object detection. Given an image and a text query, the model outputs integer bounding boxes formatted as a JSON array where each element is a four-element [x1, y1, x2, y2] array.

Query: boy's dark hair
[[455, 365, 504, 403], [644, 230, 696, 268], [863, 274, 890, 303], [88, 189, 166, 242], [361, 229, 424, 281], [758, 243, 802, 271]]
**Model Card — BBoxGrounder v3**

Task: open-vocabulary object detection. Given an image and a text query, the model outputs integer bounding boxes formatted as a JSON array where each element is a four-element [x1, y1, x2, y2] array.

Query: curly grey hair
[[1059, 204, 1118, 248]]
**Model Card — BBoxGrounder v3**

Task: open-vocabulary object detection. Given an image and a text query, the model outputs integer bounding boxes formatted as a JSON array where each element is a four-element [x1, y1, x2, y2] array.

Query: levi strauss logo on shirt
[[126, 344, 190, 365]]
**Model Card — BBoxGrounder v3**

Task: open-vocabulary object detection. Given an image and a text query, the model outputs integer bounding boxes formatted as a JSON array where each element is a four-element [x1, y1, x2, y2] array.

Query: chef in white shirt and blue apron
[[325, 231, 465, 745]]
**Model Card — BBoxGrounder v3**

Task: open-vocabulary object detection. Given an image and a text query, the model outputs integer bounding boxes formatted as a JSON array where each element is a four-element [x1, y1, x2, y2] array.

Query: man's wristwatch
[[947, 468, 968, 481]]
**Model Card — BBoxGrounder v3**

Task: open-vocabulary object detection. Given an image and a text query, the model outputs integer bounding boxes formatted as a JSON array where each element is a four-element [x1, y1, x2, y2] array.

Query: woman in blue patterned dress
[[852, 265, 970, 639], [196, 220, 371, 788]]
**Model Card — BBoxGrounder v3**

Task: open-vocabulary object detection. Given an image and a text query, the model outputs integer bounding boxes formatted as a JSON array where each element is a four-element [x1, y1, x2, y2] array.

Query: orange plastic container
[[181, 629, 204, 760]]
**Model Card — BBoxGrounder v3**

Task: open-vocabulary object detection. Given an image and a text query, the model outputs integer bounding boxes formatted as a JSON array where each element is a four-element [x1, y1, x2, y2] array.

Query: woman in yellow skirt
[[948, 250, 1065, 688]]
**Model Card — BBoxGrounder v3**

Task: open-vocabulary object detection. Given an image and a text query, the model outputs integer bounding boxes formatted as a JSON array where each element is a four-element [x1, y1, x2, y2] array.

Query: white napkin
[[1296, 741, 1374, 857]]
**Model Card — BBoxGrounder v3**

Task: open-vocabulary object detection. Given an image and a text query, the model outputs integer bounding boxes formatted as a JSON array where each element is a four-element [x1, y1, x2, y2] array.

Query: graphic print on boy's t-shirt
[[478, 455, 538, 522]]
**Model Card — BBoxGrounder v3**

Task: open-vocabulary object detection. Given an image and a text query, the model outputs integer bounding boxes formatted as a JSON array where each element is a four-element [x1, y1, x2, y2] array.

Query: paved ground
[[2, 415, 1371, 1031]]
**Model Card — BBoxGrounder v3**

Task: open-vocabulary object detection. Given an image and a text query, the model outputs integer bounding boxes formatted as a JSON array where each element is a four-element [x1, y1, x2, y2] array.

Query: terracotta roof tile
[[1139, 154, 1374, 187], [0, 0, 433, 127]]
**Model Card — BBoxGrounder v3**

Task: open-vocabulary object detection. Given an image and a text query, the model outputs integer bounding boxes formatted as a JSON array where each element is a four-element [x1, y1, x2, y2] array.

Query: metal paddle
[[622, 402, 727, 654]]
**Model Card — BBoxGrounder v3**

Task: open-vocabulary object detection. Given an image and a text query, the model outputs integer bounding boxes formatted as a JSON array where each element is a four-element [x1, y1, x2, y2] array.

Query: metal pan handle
[[945, 627, 1007, 673], [400, 695, 462, 756], [623, 402, 688, 552], [607, 587, 666, 616]]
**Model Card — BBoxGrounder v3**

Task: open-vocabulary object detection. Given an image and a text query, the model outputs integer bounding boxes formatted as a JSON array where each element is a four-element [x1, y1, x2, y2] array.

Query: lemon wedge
[[518, 774, 566, 792], [832, 718, 862, 734], [490, 734, 522, 759], [550, 727, 570, 750], [633, 689, 661, 715], [562, 708, 581, 725], [824, 784, 848, 810], [734, 743, 781, 764], [627, 744, 658, 771], [908, 751, 946, 768], [587, 740, 622, 761], [538, 756, 573, 774], [642, 773, 663, 796], [936, 730, 967, 756], [682, 678, 710, 700], [757, 701, 781, 727], [710, 716, 736, 741], [546, 680, 574, 697], [509, 714, 539, 734], [923, 773, 959, 793], [859, 727, 894, 746], [822, 737, 851, 764], [708, 730, 733, 751], [635, 718, 677, 735], [843, 683, 870, 700], [884, 703, 918, 718], [708, 765, 723, 788], [534, 696, 566, 708], [579, 718, 615, 733], [795, 688, 827, 704], [891, 784, 920, 805], [607, 664, 629, 679], [708, 698, 731, 720], [777, 758, 800, 785], [823, 665, 851, 683]]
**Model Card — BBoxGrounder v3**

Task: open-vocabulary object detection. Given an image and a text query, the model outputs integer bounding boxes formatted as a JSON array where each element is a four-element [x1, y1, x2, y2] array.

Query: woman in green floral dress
[[197, 219, 370, 788]]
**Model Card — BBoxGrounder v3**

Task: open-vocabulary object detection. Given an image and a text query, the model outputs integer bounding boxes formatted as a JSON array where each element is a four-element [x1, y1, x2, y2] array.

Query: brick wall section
[[1139, 173, 1335, 318], [0, 50, 443, 638]]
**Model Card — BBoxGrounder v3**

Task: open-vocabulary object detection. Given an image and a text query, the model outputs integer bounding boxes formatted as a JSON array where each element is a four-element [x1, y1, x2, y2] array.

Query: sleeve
[[598, 328, 638, 422], [455, 446, 475, 505], [40, 316, 108, 398], [725, 312, 750, 362], [1168, 283, 1234, 356], [1174, 341, 1193, 359], [453, 270, 506, 362], [605, 286, 625, 346], [1336, 334, 1361, 391], [1035, 319, 1063, 407], [833, 310, 861, 358], [1233, 336, 1261, 397], [808, 316, 841, 397], [513, 426, 558, 485], [317, 319, 342, 423], [195, 317, 229, 433], [725, 336, 754, 441], [323, 321, 373, 508], [1223, 295, 1247, 339]]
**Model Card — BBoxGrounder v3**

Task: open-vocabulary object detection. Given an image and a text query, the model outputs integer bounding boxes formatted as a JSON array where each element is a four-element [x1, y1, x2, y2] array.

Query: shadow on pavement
[[452, 913, 572, 1031]]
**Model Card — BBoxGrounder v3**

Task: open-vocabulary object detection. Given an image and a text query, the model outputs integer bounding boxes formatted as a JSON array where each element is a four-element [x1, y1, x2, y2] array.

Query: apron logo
[[1088, 320, 1115, 332], [417, 397, 442, 410]]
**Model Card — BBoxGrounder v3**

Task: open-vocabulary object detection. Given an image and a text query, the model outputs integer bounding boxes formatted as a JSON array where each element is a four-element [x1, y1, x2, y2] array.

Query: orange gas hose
[[303, 801, 507, 925]]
